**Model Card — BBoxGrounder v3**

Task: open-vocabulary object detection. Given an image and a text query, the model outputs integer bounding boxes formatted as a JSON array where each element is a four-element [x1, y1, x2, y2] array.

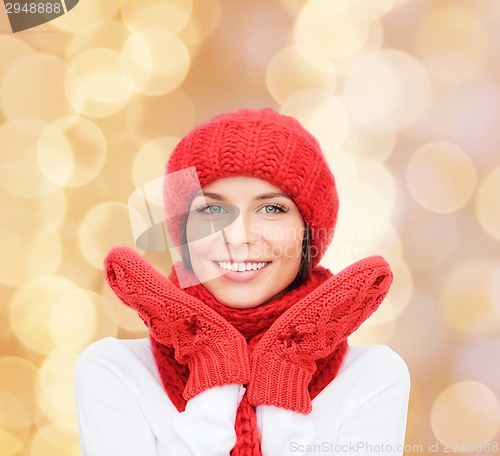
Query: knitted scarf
[[150, 262, 349, 456]]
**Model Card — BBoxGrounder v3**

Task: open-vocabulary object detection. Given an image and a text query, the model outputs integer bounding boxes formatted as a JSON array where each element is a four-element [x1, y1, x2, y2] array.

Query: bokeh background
[[1, 0, 500, 454]]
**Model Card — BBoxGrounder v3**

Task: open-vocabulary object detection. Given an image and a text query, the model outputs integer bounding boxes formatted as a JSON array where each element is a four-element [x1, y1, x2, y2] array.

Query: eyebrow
[[193, 191, 294, 202]]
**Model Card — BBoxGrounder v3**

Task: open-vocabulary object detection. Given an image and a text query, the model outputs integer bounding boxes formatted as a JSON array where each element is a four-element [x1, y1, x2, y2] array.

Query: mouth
[[212, 261, 271, 282], [215, 261, 270, 272]]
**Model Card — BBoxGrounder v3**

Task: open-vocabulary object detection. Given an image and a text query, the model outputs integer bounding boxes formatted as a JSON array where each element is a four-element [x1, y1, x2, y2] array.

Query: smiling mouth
[[213, 261, 271, 272]]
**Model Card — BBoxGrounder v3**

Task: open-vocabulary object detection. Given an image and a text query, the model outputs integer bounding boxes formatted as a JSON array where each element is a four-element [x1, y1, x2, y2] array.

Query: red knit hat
[[164, 108, 339, 268]]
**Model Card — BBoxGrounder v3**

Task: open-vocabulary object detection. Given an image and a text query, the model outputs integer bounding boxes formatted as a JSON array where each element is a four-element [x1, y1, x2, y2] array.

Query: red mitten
[[247, 255, 393, 414], [104, 246, 250, 401]]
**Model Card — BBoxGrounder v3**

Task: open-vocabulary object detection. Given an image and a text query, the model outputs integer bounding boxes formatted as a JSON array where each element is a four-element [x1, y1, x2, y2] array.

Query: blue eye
[[261, 203, 289, 214], [195, 204, 227, 214]]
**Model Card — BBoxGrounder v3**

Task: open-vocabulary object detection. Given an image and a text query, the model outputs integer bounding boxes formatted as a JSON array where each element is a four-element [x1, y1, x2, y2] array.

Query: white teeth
[[217, 261, 268, 272]]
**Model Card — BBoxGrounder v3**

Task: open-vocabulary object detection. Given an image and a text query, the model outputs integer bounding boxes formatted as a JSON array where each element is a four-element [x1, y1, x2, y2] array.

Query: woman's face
[[185, 176, 305, 309]]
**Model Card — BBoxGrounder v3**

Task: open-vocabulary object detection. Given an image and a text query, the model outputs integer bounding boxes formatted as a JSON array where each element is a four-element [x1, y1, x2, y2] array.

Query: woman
[[75, 108, 410, 456]]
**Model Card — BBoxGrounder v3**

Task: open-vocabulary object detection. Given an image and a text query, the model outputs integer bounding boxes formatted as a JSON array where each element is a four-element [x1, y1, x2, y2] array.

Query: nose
[[222, 212, 258, 247]]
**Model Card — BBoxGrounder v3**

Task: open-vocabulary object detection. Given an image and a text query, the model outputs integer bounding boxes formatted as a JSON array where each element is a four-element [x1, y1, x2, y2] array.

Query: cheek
[[185, 230, 221, 260], [265, 226, 304, 260]]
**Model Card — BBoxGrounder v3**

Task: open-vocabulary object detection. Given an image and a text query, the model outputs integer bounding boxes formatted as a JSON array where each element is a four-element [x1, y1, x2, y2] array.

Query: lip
[[215, 259, 270, 263], [212, 261, 271, 283]]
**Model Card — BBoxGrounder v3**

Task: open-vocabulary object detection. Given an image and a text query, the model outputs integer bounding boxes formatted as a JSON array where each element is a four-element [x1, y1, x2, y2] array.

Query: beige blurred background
[[1, 0, 500, 454]]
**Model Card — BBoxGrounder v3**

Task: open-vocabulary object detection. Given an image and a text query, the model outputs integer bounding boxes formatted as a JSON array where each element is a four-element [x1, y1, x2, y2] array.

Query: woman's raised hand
[[247, 255, 393, 414], [104, 246, 250, 400]]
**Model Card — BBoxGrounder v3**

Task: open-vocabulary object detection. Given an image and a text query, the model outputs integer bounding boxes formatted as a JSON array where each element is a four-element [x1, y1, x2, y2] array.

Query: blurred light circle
[[79, 202, 132, 269], [454, 338, 500, 398], [0, 232, 62, 287], [323, 17, 384, 77], [85, 292, 120, 341], [0, 390, 29, 429], [30, 429, 80, 456], [0, 189, 66, 241], [0, 35, 34, 77], [132, 137, 178, 190], [344, 50, 431, 130], [281, 90, 349, 150], [120, 29, 190, 96], [35, 125, 72, 186], [0, 358, 38, 426], [361, 295, 397, 327], [65, 21, 130, 58], [0, 163, 59, 200], [338, 180, 392, 223], [431, 381, 500, 446], [179, 0, 221, 47], [324, 149, 358, 187], [372, 221, 403, 258], [36, 117, 107, 187], [50, 0, 119, 33], [101, 281, 150, 333], [266, 45, 337, 104], [66, 48, 134, 118], [324, 185, 395, 269], [0, 120, 60, 198], [492, 264, 500, 317], [400, 210, 458, 269], [308, 96, 350, 150], [439, 259, 499, 337], [333, 0, 396, 21], [121, 0, 192, 34], [407, 142, 476, 213], [125, 89, 196, 141], [297, 0, 370, 58], [349, 318, 395, 345], [0, 426, 26, 456], [415, 4, 487, 85], [36, 349, 79, 423], [476, 166, 500, 241], [390, 291, 448, 369], [34, 423, 79, 452], [341, 95, 396, 161], [392, 0, 413, 8], [9, 275, 79, 354], [383, 256, 413, 319], [0, 55, 82, 122], [49, 289, 98, 349], [358, 159, 397, 212]]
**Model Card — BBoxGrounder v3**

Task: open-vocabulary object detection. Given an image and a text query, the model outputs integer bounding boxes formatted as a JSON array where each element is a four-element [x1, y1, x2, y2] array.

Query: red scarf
[[150, 263, 348, 456]]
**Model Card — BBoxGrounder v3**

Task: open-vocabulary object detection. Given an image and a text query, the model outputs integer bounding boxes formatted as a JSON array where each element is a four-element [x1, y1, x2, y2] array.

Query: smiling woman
[[74, 108, 410, 456]]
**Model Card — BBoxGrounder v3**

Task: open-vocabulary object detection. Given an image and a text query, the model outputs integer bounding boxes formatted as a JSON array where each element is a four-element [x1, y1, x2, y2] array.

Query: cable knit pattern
[[247, 255, 393, 414], [163, 108, 339, 268], [102, 246, 392, 455], [104, 246, 250, 401]]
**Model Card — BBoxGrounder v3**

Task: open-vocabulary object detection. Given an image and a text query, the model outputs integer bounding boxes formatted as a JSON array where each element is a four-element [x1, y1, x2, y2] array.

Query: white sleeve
[[334, 346, 411, 456], [172, 384, 245, 456], [74, 340, 166, 456], [256, 405, 316, 456], [75, 338, 245, 456], [254, 345, 410, 456]]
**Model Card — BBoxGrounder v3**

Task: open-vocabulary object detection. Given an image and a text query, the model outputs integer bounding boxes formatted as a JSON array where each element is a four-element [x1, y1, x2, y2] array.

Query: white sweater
[[75, 337, 410, 456]]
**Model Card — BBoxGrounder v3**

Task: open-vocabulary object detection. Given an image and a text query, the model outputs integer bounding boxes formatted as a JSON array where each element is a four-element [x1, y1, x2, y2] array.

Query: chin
[[210, 290, 267, 309]]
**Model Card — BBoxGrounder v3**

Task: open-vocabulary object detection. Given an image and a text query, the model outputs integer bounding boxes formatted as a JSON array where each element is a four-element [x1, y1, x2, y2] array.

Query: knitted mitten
[[104, 246, 250, 401], [247, 255, 393, 414]]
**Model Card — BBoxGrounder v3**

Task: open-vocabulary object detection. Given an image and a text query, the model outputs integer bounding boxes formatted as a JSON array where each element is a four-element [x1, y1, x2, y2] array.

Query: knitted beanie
[[163, 108, 339, 268]]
